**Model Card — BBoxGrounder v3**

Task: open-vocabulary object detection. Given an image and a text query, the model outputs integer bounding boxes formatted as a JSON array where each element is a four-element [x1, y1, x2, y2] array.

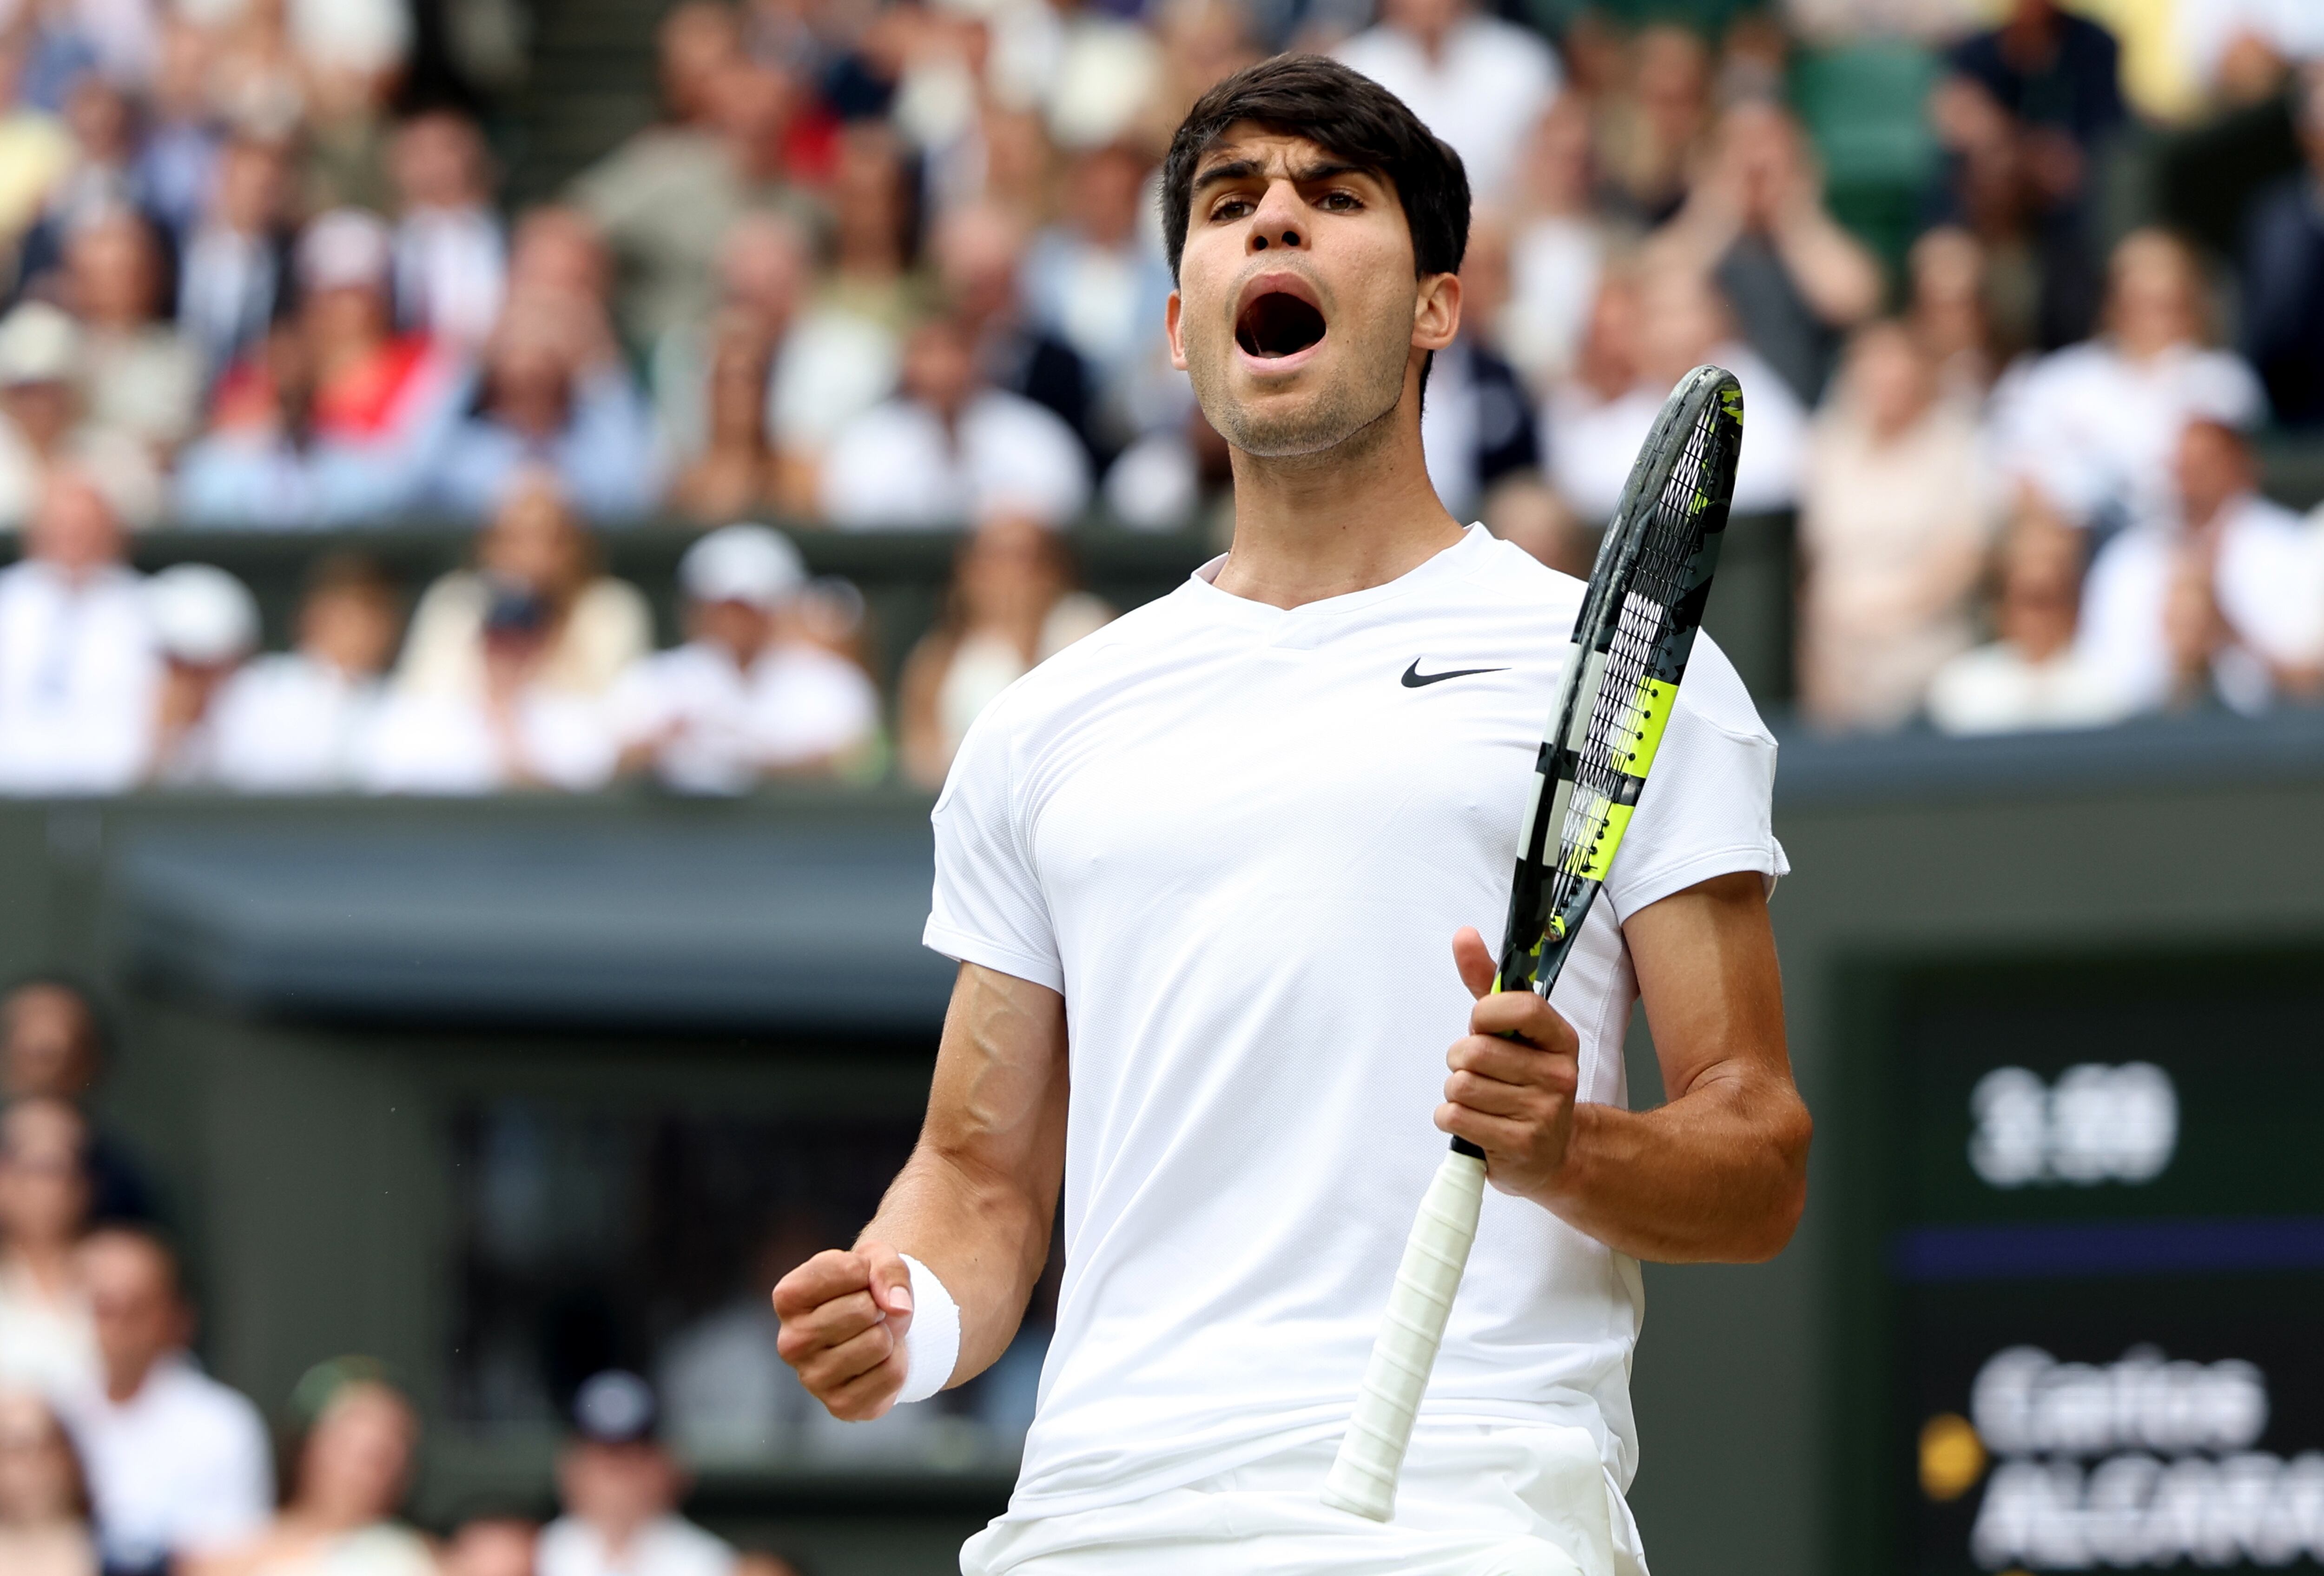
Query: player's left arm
[[1436, 868, 1809, 1263]]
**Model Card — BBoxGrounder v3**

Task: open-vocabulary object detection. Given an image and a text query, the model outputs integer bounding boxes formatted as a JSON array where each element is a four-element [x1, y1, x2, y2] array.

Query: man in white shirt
[[63, 1227, 273, 1576], [775, 57, 1807, 1576], [1334, 0, 1561, 204], [389, 109, 508, 352], [145, 563, 263, 786], [539, 1370, 738, 1576], [0, 470, 160, 795], [209, 554, 403, 792], [609, 523, 879, 792]]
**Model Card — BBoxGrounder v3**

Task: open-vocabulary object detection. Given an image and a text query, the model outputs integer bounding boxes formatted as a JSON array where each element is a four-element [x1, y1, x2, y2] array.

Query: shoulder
[[166, 1364, 270, 1438], [1453, 531, 1587, 620], [955, 585, 1199, 746]]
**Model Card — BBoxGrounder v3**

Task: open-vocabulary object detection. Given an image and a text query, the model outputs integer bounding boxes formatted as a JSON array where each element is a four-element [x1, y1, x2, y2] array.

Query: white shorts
[[960, 1422, 1641, 1576]]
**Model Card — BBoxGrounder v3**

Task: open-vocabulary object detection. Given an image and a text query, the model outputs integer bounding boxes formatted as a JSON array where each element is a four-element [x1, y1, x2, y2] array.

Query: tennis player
[[774, 55, 1811, 1576]]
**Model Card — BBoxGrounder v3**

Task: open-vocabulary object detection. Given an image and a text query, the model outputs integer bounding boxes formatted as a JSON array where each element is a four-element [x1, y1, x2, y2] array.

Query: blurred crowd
[[0, 0, 2318, 778], [0, 976, 820, 1576]]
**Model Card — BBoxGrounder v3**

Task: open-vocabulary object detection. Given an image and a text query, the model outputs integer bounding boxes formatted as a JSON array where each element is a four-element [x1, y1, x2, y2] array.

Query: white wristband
[[894, 1254, 962, 1405]]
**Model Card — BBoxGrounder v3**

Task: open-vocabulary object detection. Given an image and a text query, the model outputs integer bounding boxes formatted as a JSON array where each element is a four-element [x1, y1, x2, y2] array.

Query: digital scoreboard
[[1853, 954, 2324, 1573]]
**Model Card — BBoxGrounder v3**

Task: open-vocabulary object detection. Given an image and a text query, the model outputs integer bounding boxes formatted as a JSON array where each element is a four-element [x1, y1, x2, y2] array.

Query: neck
[[107, 1350, 165, 1405], [1211, 399, 1464, 609]]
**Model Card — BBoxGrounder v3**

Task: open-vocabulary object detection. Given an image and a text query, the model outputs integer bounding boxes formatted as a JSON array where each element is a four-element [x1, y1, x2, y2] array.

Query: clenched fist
[[772, 1242, 916, 1420], [1436, 926, 1581, 1201]]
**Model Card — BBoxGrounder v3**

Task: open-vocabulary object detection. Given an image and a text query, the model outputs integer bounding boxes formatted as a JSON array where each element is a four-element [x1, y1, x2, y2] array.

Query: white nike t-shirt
[[924, 524, 1785, 1527]]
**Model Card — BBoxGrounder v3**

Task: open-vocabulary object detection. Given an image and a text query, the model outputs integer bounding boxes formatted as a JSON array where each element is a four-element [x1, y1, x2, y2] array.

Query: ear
[[1412, 271, 1462, 355], [1167, 290, 1191, 372]]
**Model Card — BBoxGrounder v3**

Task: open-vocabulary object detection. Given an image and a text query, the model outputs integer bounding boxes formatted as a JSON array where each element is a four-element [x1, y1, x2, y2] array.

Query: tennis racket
[[1322, 364, 1744, 1523]]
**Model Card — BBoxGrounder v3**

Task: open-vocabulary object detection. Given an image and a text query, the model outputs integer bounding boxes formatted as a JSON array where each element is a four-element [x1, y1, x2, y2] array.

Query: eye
[[1319, 189, 1363, 212], [1209, 196, 1254, 221]]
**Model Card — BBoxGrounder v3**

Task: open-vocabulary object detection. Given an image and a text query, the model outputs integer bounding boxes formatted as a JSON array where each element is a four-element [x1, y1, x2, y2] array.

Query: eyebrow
[[1190, 156, 1376, 196]]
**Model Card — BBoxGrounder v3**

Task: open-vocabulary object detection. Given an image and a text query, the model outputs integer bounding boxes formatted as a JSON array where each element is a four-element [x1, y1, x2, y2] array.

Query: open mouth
[[1235, 291, 1327, 360]]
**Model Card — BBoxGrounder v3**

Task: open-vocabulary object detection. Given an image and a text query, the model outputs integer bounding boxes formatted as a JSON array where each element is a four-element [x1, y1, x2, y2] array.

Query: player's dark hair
[[1159, 54, 1471, 286]]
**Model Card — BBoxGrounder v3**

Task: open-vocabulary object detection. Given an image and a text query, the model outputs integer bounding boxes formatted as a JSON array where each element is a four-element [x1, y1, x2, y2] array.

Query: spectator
[[186, 1363, 432, 1576], [1796, 322, 1994, 731], [0, 1391, 95, 1576], [1542, 263, 1806, 521], [1498, 97, 1629, 392], [2241, 66, 2324, 429], [1648, 98, 1883, 406], [898, 514, 1112, 787], [143, 565, 263, 786], [17, 78, 144, 293], [205, 555, 402, 793], [1332, 0, 1560, 204], [656, 1216, 823, 1465], [134, 20, 219, 243], [388, 109, 507, 353], [1906, 225, 2007, 404], [2077, 417, 2324, 716], [824, 121, 930, 336], [0, 37, 77, 251], [539, 1370, 737, 1576], [64, 207, 203, 460], [0, 1099, 97, 1399], [610, 524, 879, 792], [936, 202, 1095, 462], [443, 1514, 540, 1576], [1418, 216, 1539, 522], [0, 304, 160, 528], [2179, 0, 2324, 105], [1928, 502, 2125, 735], [1102, 401, 1234, 535], [655, 212, 899, 521], [1593, 23, 1712, 226], [62, 1228, 273, 1576], [1482, 476, 1591, 577], [0, 981, 149, 1225], [820, 316, 1090, 528], [1991, 229, 2265, 532], [432, 289, 663, 522], [1017, 143, 1176, 449], [0, 471, 158, 795], [176, 137, 297, 386]]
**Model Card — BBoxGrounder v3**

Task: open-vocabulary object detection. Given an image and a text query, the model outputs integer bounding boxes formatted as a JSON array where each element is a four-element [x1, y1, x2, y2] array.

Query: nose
[[1246, 180, 1305, 256]]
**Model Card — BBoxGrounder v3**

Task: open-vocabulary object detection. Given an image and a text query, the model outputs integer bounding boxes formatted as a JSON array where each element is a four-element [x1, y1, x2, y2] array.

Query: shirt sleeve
[[923, 698, 1064, 993], [1603, 632, 1788, 922]]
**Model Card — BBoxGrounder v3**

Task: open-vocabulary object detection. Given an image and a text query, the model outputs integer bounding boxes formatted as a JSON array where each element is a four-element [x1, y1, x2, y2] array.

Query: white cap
[[148, 563, 260, 665], [297, 208, 394, 294], [679, 523, 806, 610], [0, 303, 83, 387]]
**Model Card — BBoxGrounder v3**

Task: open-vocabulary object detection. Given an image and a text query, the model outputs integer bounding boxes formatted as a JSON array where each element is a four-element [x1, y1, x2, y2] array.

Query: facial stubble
[[1188, 283, 1416, 462]]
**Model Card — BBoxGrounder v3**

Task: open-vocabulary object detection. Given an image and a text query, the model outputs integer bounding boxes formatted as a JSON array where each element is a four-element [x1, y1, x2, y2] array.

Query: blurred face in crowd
[[1633, 25, 1712, 145], [1065, 146, 1149, 251], [65, 78, 132, 164], [658, 0, 742, 124], [1, 376, 75, 455], [903, 318, 978, 421], [958, 515, 1066, 637], [213, 138, 291, 235], [708, 60, 793, 170], [935, 205, 1025, 331], [1996, 511, 2081, 662], [1845, 322, 1934, 441], [1712, 99, 1807, 227], [717, 214, 810, 328], [79, 1232, 190, 1399], [300, 581, 402, 679], [0, 1392, 81, 1524], [391, 112, 491, 212], [0, 1100, 89, 1256], [1518, 98, 1592, 217], [2106, 232, 2202, 359], [26, 474, 123, 581], [1635, 263, 1726, 388], [691, 596, 773, 664], [1380, 0, 1466, 51], [832, 125, 910, 273], [2172, 419, 2253, 533], [558, 1439, 682, 1537], [297, 1384, 417, 1525], [483, 310, 580, 437], [2, 985, 98, 1101], [1169, 129, 1456, 460], [304, 282, 392, 365], [484, 479, 591, 602], [509, 208, 613, 309], [442, 1516, 538, 1576], [68, 213, 163, 331]]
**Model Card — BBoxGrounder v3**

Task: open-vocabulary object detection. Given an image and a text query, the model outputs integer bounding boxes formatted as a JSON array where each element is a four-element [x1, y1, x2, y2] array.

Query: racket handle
[[1322, 1145, 1488, 1522]]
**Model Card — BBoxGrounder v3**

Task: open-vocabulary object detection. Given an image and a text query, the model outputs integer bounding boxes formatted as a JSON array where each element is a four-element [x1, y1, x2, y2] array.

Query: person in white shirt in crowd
[[207, 555, 403, 793], [897, 514, 1113, 788], [370, 472, 641, 793], [143, 564, 262, 787], [0, 1100, 97, 1401], [63, 207, 204, 463], [539, 1371, 737, 1576], [186, 1361, 433, 1576], [0, 304, 159, 528], [0, 1390, 96, 1576], [1497, 97, 1631, 393], [442, 1514, 540, 1576], [2077, 417, 2324, 716], [1418, 214, 1543, 524], [1928, 494, 2126, 735], [0, 470, 158, 795], [60, 1228, 272, 1576], [1543, 259, 1806, 520], [176, 137, 297, 387], [820, 315, 1091, 529], [610, 523, 879, 793], [1333, 0, 1561, 204], [388, 108, 506, 352], [1796, 320, 1996, 731], [1017, 144, 1179, 450], [1991, 229, 2266, 533]]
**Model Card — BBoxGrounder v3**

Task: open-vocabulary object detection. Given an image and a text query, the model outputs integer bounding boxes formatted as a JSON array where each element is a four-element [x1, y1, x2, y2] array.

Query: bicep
[[921, 962, 1070, 1204], [1621, 870, 1789, 1101]]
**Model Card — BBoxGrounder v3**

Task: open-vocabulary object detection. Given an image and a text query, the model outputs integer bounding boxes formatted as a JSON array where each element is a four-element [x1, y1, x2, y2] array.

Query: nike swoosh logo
[[1401, 659, 1509, 688]]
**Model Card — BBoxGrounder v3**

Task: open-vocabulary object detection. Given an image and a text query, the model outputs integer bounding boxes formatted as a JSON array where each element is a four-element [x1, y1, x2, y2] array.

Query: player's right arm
[[773, 960, 1069, 1420]]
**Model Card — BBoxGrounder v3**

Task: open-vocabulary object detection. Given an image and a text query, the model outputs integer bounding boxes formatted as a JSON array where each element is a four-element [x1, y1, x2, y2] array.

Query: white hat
[[679, 523, 806, 610], [148, 563, 260, 665], [0, 303, 83, 387], [297, 208, 394, 295]]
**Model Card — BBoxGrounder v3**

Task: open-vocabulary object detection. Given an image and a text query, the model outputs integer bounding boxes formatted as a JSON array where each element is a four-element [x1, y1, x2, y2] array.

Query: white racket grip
[[1322, 1146, 1489, 1521]]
